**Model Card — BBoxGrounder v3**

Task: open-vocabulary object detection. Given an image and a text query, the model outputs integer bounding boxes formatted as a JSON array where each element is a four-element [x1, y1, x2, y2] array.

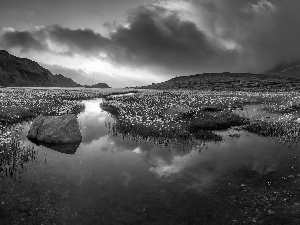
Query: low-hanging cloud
[[1, 1, 300, 76]]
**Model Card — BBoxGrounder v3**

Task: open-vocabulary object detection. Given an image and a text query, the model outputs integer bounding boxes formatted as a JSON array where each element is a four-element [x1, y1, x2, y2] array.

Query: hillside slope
[[265, 62, 300, 79], [0, 50, 79, 87]]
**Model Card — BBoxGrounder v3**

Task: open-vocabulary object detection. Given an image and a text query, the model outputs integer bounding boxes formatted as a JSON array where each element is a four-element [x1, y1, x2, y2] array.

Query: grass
[[100, 90, 256, 145], [188, 111, 249, 131], [101, 89, 300, 145], [263, 103, 300, 114], [0, 124, 40, 181], [244, 120, 300, 144]]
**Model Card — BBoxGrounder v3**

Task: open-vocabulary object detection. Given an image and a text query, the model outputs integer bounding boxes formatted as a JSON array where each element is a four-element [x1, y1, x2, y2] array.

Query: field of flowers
[[101, 90, 300, 145], [0, 88, 133, 124]]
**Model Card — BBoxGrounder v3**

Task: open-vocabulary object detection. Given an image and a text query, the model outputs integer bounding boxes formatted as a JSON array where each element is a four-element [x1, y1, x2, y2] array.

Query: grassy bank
[[101, 90, 252, 145], [101, 90, 300, 144], [0, 124, 40, 181], [244, 120, 300, 143]]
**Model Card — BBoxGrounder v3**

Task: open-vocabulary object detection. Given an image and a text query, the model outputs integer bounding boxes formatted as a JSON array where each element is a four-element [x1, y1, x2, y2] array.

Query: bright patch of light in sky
[[46, 39, 69, 54], [1, 27, 15, 33], [81, 57, 162, 81], [22, 50, 163, 84]]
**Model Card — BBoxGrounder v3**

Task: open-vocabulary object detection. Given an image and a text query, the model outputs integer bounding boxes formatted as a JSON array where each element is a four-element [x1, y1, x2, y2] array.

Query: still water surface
[[1, 98, 300, 224]]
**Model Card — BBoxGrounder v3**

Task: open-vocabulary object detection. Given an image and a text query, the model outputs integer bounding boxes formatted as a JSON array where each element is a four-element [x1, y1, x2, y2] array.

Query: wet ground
[[1, 99, 300, 224]]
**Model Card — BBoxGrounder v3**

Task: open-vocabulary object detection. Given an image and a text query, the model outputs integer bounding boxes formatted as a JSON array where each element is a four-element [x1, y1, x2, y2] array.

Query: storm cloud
[[2, 0, 300, 76], [0, 29, 46, 52], [108, 6, 235, 73], [0, 4, 237, 75]]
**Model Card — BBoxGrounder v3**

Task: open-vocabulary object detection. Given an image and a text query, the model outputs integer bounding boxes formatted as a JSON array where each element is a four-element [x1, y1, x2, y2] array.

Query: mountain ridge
[[0, 50, 110, 88], [140, 72, 300, 91], [265, 61, 300, 78]]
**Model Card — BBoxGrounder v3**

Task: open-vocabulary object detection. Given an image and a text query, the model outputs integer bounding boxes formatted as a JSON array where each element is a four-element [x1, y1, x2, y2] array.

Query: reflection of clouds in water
[[149, 131, 296, 190], [149, 156, 189, 177], [78, 100, 112, 144], [133, 147, 142, 153]]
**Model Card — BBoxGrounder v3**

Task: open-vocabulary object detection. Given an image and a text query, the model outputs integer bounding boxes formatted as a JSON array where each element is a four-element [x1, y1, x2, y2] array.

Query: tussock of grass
[[0, 125, 40, 181], [244, 120, 300, 143], [188, 111, 249, 131]]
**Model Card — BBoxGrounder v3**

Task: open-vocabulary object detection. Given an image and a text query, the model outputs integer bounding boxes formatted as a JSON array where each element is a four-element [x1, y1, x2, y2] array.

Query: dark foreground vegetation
[[0, 124, 40, 181]]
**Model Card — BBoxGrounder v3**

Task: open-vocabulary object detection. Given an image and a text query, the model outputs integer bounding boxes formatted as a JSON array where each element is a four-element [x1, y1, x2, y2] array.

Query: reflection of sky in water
[[78, 99, 113, 144], [11, 98, 300, 223], [148, 130, 300, 189]]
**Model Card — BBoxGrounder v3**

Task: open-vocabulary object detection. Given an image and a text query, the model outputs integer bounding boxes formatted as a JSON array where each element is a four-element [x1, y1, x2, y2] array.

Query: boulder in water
[[27, 114, 82, 144]]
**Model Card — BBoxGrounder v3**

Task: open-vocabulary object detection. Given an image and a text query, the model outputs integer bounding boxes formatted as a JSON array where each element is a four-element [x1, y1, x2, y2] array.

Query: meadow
[[101, 89, 300, 145]]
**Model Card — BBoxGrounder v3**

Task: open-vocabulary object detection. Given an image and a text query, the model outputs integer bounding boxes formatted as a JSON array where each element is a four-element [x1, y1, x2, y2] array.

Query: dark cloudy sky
[[1, 0, 300, 87]]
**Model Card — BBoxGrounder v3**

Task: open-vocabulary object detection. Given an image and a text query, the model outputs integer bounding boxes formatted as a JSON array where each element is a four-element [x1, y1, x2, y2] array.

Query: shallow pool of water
[[1, 99, 300, 224]]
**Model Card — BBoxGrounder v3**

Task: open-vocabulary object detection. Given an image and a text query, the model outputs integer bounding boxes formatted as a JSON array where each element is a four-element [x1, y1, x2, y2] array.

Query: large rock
[[27, 114, 82, 144]]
